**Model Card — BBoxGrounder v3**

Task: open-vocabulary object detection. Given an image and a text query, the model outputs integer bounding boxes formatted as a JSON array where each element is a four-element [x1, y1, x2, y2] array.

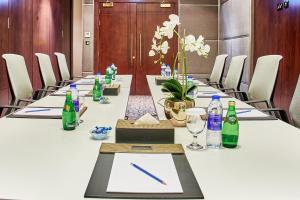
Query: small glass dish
[[89, 126, 112, 140], [100, 97, 111, 104]]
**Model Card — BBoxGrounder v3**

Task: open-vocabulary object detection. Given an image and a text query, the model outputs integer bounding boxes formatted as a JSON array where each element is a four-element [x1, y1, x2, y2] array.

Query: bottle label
[[207, 114, 222, 131], [73, 100, 79, 112]]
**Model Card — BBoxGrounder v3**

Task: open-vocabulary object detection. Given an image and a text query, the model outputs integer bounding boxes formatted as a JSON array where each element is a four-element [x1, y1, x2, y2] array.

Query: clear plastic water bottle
[[161, 63, 166, 77], [70, 83, 80, 126], [165, 65, 171, 77], [173, 69, 177, 79], [206, 95, 223, 149], [188, 75, 193, 87]]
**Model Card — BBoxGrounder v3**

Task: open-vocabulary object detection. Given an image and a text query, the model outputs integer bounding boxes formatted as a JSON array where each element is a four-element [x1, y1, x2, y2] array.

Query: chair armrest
[[225, 91, 248, 101], [220, 88, 235, 92], [47, 85, 63, 90], [59, 80, 73, 86], [17, 99, 35, 105], [261, 108, 289, 123], [33, 89, 56, 100], [244, 100, 271, 108], [195, 77, 209, 82], [0, 105, 23, 116]]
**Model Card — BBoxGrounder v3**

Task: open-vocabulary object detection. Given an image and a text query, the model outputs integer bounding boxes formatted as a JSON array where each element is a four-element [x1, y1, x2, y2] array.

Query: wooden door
[[95, 3, 136, 80], [136, 3, 178, 95], [94, 1, 178, 95]]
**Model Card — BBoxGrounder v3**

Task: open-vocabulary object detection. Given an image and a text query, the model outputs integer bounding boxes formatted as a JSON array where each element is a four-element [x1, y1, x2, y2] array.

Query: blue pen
[[25, 108, 51, 113], [236, 110, 252, 115], [130, 163, 167, 185]]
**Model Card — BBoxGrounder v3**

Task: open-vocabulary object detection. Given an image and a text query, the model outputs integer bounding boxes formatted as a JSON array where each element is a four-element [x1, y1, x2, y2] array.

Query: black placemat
[[84, 153, 204, 199]]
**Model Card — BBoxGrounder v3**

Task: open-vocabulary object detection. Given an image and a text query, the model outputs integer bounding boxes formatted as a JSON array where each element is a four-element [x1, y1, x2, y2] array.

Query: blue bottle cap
[[96, 72, 101, 75], [212, 95, 220, 100], [70, 83, 76, 88], [188, 75, 193, 78]]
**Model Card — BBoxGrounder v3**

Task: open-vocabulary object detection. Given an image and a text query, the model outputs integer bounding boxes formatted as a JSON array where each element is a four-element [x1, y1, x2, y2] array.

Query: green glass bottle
[[62, 91, 76, 131], [93, 76, 102, 101], [222, 101, 239, 148]]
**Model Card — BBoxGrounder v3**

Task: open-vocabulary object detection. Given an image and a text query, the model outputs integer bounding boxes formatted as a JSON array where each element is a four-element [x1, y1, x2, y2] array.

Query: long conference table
[[0, 74, 299, 200]]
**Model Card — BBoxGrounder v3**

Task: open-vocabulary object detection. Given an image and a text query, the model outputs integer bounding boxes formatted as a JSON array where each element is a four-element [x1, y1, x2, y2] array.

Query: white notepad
[[76, 79, 95, 85], [54, 90, 90, 96], [14, 107, 62, 117], [193, 80, 207, 86], [107, 153, 183, 194], [198, 91, 228, 97]]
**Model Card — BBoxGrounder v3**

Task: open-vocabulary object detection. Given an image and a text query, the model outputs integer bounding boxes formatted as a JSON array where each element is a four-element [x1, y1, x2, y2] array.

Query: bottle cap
[[212, 95, 220, 100], [66, 90, 72, 96], [96, 72, 101, 75], [70, 83, 76, 88], [188, 75, 192, 78], [228, 101, 236, 106]]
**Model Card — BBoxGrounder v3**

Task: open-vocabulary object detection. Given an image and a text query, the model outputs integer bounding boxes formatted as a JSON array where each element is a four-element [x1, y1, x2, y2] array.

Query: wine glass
[[186, 108, 207, 150]]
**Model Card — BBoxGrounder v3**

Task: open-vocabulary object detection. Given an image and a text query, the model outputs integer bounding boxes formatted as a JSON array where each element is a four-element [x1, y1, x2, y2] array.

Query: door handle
[[139, 33, 142, 68]]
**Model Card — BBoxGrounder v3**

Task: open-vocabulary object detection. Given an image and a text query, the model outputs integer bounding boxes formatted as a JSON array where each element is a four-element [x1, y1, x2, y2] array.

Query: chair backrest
[[289, 75, 300, 128], [2, 54, 33, 101], [248, 55, 283, 101], [209, 54, 228, 83], [54, 52, 70, 81], [35, 53, 57, 88], [224, 55, 247, 90]]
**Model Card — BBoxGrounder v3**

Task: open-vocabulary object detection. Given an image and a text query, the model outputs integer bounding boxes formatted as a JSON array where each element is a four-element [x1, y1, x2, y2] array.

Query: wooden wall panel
[[253, 0, 300, 111], [32, 0, 51, 90], [0, 0, 9, 104], [0, 0, 72, 105]]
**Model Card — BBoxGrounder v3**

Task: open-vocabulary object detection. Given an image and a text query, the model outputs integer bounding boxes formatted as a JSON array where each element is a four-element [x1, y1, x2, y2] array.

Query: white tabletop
[[0, 75, 299, 200], [147, 75, 300, 200]]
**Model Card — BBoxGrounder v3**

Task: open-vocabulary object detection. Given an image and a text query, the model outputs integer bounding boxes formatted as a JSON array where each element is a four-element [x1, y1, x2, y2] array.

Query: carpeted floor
[[125, 96, 157, 120]]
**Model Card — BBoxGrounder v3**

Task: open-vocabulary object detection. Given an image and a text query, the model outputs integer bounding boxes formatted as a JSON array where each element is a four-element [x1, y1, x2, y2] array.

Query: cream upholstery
[[54, 52, 70, 81], [35, 53, 57, 88], [289, 75, 300, 128], [224, 55, 247, 90], [2, 54, 33, 102], [209, 54, 228, 83], [248, 55, 283, 101]]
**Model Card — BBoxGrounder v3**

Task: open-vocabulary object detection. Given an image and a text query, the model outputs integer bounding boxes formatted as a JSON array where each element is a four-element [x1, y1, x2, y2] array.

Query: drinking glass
[[186, 108, 207, 150], [78, 95, 86, 124]]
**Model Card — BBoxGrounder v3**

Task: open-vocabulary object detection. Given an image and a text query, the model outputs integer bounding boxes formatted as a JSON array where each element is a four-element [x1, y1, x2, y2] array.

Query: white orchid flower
[[160, 24, 174, 39], [151, 39, 160, 51], [161, 41, 170, 54], [149, 50, 156, 57], [203, 44, 210, 53], [169, 14, 180, 26], [154, 26, 162, 39], [184, 35, 197, 52]]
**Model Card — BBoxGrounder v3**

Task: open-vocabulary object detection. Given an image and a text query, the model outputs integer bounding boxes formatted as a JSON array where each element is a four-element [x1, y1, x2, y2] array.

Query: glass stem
[[192, 135, 198, 145]]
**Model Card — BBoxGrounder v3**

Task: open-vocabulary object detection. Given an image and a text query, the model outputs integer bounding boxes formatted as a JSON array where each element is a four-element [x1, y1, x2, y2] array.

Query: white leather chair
[[35, 53, 63, 91], [262, 75, 300, 128], [197, 54, 228, 86], [1, 54, 52, 115], [54, 52, 71, 81], [211, 55, 247, 92], [227, 55, 283, 108], [54, 52, 81, 85], [289, 76, 300, 128]]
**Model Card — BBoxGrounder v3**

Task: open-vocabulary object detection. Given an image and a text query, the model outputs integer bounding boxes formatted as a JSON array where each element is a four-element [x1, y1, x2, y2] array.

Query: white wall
[[72, 0, 83, 77]]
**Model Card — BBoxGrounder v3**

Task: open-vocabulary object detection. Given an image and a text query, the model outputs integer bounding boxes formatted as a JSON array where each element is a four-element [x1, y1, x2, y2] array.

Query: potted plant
[[149, 14, 210, 126]]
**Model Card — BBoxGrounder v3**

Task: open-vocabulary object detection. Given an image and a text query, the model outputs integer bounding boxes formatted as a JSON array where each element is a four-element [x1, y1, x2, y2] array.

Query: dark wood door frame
[[94, 0, 178, 95]]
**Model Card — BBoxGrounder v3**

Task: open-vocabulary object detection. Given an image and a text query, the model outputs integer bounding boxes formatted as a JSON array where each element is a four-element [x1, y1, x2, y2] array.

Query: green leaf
[[187, 84, 197, 94]]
